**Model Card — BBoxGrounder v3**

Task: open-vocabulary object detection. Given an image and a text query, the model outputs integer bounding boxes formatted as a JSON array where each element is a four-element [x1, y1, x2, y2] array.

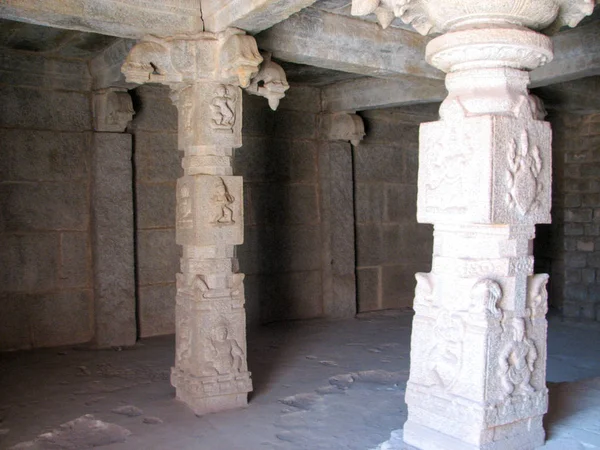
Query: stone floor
[[1, 310, 599, 449]]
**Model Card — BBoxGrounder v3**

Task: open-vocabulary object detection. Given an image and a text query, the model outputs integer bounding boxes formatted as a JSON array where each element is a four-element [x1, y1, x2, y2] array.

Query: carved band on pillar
[[351, 1, 594, 449], [121, 29, 269, 415]]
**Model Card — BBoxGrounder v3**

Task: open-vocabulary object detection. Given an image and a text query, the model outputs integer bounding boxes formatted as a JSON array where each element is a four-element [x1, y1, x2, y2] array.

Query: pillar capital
[[92, 88, 135, 133], [351, 0, 594, 34], [121, 28, 263, 87], [320, 112, 366, 146]]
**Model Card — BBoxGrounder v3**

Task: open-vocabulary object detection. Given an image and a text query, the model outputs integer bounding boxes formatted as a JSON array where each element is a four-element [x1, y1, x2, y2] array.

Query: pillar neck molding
[[121, 28, 263, 88], [351, 0, 595, 34]]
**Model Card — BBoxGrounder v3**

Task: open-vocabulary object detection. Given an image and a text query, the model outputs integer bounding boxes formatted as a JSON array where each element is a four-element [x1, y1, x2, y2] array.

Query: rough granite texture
[[0, 51, 94, 350], [354, 108, 434, 312], [542, 112, 600, 321]]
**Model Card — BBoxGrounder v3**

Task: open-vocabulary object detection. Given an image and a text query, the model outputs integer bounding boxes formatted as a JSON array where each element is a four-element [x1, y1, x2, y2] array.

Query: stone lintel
[[255, 8, 443, 81], [202, 0, 319, 34], [0, 0, 203, 39]]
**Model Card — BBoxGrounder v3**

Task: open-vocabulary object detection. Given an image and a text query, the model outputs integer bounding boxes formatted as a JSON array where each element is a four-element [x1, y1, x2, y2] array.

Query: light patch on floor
[[0, 311, 599, 449]]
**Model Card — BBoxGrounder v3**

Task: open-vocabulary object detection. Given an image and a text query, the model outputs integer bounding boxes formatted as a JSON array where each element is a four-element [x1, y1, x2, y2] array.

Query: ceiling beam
[[531, 21, 600, 87], [0, 0, 203, 39], [255, 8, 443, 81], [202, 0, 318, 34], [322, 76, 446, 112]]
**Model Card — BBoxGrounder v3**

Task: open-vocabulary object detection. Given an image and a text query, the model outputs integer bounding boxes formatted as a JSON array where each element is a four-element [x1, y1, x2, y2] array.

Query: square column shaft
[[121, 30, 263, 415]]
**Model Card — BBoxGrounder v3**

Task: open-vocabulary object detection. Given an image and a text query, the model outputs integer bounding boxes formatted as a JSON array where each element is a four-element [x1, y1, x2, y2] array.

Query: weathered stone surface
[[278, 85, 322, 113], [136, 182, 177, 230], [381, 264, 417, 309], [139, 283, 176, 337], [90, 38, 137, 90], [0, 50, 92, 92], [353, 144, 406, 183], [356, 183, 385, 223], [137, 229, 180, 286], [130, 85, 178, 132], [384, 184, 417, 224], [318, 140, 356, 319], [239, 225, 322, 275], [256, 8, 441, 80], [0, 0, 203, 39], [245, 270, 324, 323], [0, 293, 32, 350], [235, 137, 318, 183], [531, 21, 600, 87], [0, 130, 89, 182], [361, 110, 421, 146], [247, 184, 319, 225], [322, 76, 446, 113], [29, 289, 93, 348], [357, 267, 380, 312], [134, 132, 182, 183], [92, 88, 134, 132], [59, 232, 91, 289], [91, 133, 136, 348], [203, 0, 318, 33], [0, 182, 89, 232], [0, 86, 91, 131]]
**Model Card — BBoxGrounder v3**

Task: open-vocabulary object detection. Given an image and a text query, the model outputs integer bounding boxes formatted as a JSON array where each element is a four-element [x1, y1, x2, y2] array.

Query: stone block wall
[[236, 88, 335, 324], [354, 107, 435, 312], [0, 50, 94, 350], [545, 112, 600, 320]]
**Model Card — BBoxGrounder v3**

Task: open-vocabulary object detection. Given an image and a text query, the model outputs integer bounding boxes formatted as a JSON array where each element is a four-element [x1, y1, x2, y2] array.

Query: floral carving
[[506, 130, 543, 216]]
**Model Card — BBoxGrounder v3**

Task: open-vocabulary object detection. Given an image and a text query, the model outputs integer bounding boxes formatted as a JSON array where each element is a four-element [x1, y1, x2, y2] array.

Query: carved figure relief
[[527, 274, 549, 317], [427, 311, 465, 390], [469, 279, 503, 319], [177, 184, 193, 229], [424, 126, 473, 214], [210, 85, 236, 131], [499, 318, 537, 397], [210, 177, 235, 225], [205, 318, 245, 375], [506, 130, 543, 216]]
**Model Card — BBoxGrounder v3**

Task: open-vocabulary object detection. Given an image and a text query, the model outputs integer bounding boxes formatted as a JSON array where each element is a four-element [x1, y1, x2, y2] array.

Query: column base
[[403, 418, 545, 450], [171, 367, 252, 415]]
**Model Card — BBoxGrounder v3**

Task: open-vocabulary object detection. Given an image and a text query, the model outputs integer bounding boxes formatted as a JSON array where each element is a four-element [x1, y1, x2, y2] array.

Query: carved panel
[[506, 130, 543, 216], [427, 310, 465, 390], [176, 175, 243, 247], [498, 317, 538, 398]]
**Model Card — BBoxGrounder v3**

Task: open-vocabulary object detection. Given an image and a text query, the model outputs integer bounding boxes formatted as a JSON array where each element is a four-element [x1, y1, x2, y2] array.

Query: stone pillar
[[91, 88, 136, 348], [122, 29, 262, 415], [349, 1, 594, 449]]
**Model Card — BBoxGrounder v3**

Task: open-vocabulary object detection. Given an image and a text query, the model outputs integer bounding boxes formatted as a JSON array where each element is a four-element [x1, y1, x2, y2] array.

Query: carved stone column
[[122, 29, 262, 415], [350, 1, 594, 449]]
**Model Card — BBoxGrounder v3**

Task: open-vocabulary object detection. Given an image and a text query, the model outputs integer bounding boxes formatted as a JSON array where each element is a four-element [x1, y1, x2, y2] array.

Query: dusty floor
[[1, 310, 599, 450]]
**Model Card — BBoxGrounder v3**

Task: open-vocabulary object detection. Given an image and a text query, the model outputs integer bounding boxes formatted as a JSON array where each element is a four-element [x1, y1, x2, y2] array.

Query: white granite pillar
[[350, 1, 595, 449], [121, 30, 263, 414]]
